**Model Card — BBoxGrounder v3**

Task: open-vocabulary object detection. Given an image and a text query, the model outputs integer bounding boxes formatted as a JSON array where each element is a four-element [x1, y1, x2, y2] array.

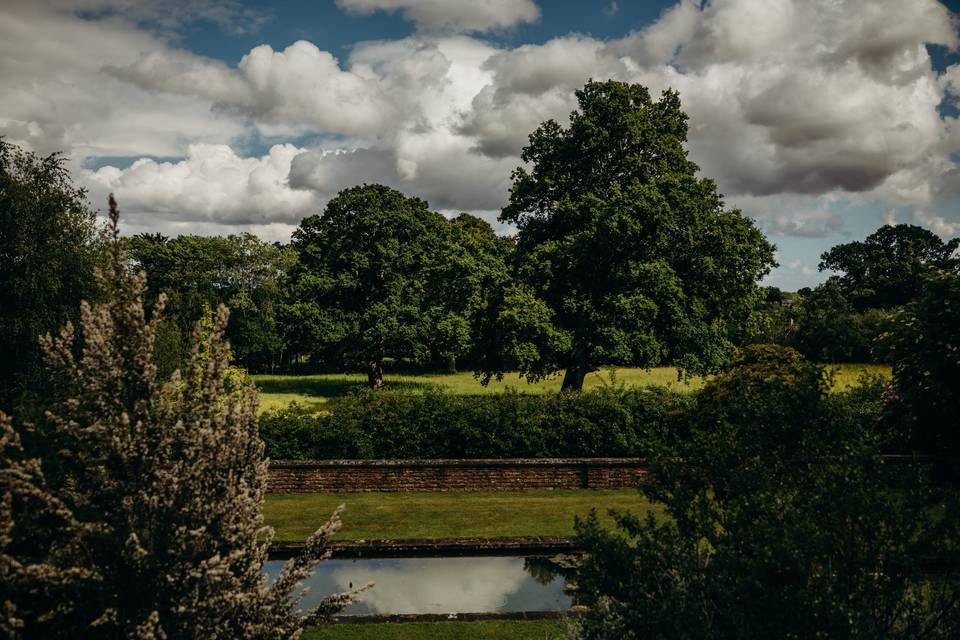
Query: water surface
[[263, 555, 573, 616]]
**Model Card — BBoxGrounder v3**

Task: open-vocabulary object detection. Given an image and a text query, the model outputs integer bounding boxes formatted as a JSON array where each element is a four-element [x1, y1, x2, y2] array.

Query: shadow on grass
[[254, 375, 438, 401]]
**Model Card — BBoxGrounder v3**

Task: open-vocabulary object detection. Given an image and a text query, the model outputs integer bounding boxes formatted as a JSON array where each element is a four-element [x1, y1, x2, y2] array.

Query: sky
[[2, 0, 959, 290]]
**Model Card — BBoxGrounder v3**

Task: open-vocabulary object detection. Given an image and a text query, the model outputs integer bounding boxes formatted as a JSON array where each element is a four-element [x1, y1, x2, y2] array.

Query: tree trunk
[[446, 355, 457, 374], [367, 360, 384, 389], [560, 354, 594, 393]]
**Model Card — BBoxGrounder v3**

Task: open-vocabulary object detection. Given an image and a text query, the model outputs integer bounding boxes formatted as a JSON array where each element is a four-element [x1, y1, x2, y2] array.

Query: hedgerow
[[259, 386, 694, 460]]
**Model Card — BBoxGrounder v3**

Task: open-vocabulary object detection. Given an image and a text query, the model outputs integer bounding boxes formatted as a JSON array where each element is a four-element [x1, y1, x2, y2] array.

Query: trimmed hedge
[[258, 379, 886, 461], [258, 386, 693, 460]]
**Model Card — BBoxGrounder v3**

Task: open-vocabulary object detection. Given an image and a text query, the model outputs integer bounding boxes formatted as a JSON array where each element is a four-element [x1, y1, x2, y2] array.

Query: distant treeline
[[751, 224, 958, 363], [125, 203, 515, 382], [125, 218, 960, 382]]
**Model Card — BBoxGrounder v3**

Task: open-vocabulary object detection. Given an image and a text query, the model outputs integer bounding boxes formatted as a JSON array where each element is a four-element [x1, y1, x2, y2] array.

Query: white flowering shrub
[[1, 196, 363, 639]]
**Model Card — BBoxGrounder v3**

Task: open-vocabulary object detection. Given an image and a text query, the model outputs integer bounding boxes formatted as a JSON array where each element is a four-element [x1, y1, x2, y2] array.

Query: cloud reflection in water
[[263, 555, 571, 615]]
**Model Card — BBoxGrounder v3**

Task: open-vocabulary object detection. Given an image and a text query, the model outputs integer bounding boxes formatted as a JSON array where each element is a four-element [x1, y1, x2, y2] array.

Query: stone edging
[[269, 457, 647, 467], [270, 536, 580, 558], [330, 609, 585, 624]]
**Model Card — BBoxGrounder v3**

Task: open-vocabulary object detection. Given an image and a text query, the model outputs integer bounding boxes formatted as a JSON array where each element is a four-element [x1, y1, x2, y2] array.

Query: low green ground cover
[[264, 490, 659, 541], [254, 364, 890, 413], [303, 619, 568, 640]]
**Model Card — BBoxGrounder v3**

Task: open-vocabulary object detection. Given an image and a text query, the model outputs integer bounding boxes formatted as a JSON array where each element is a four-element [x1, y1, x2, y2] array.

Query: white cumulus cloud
[[912, 208, 960, 236], [451, 0, 960, 238], [12, 0, 959, 244], [457, 36, 632, 158], [0, 2, 245, 164], [84, 144, 319, 226], [110, 41, 400, 138]]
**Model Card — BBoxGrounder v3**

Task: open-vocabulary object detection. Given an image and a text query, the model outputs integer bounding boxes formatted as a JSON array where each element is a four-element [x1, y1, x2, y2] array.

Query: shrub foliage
[[574, 345, 960, 639], [1, 198, 362, 639], [879, 270, 960, 456], [259, 385, 692, 460]]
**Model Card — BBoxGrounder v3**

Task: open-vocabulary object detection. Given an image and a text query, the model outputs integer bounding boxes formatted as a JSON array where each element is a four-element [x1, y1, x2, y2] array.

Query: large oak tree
[[493, 80, 775, 391], [286, 184, 448, 388]]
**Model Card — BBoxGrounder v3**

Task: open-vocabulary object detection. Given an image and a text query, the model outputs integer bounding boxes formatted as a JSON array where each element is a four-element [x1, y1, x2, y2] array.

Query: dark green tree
[[496, 81, 776, 391], [763, 286, 783, 305], [286, 184, 447, 388], [789, 279, 891, 362], [0, 139, 100, 409], [1, 197, 361, 638], [424, 213, 513, 373], [473, 281, 571, 385], [126, 232, 230, 321], [127, 233, 294, 373], [819, 224, 958, 311], [221, 234, 296, 372]]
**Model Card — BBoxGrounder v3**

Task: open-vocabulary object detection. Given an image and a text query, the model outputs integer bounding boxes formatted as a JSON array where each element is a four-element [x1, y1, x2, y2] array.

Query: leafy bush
[[259, 386, 694, 460], [878, 270, 960, 456], [259, 404, 372, 460], [574, 345, 960, 639]]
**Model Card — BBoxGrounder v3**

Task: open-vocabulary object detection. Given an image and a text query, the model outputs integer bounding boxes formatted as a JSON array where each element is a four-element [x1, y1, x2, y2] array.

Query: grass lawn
[[264, 490, 658, 541], [825, 363, 891, 391], [254, 364, 890, 413], [303, 619, 569, 640]]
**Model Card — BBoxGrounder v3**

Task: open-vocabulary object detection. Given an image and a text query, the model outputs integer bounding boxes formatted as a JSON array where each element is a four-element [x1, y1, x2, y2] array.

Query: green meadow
[[254, 364, 891, 413]]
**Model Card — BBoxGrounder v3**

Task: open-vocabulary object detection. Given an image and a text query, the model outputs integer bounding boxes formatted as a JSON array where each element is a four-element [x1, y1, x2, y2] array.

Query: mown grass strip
[[302, 619, 569, 640], [263, 490, 659, 541]]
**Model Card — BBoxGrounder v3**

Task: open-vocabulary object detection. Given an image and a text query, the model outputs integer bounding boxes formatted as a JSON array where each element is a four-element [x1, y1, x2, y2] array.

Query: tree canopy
[[0, 138, 100, 408], [819, 223, 959, 310], [493, 80, 776, 390], [127, 232, 295, 373], [424, 213, 513, 372], [286, 184, 449, 388], [879, 270, 960, 456], [575, 345, 960, 638], [749, 224, 959, 365]]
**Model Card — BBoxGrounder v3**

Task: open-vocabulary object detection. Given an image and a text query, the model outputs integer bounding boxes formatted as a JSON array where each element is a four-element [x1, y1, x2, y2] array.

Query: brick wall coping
[[268, 458, 649, 492], [269, 457, 647, 468]]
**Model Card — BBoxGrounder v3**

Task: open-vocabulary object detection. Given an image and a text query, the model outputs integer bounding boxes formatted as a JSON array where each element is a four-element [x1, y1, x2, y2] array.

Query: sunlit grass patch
[[264, 490, 660, 541], [824, 363, 892, 391], [254, 364, 890, 413]]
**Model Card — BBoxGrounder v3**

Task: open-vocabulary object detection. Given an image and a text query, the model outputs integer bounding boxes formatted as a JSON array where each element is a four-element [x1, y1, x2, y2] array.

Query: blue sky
[[2, 0, 959, 290], [175, 1, 678, 61]]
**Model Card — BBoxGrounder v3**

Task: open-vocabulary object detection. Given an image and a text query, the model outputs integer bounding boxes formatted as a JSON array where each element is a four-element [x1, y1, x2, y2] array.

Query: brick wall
[[267, 458, 648, 493]]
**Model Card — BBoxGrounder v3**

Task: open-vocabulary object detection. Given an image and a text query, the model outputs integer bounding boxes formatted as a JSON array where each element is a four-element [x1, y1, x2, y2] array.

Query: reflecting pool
[[263, 555, 574, 616]]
